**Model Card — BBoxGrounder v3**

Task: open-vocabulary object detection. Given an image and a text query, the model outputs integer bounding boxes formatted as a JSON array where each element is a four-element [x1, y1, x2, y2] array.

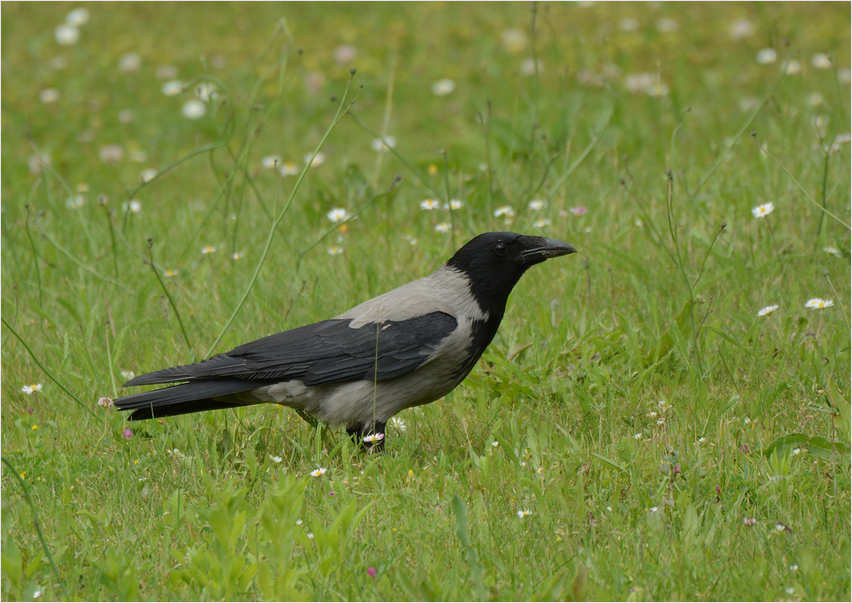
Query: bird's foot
[[347, 421, 387, 453]]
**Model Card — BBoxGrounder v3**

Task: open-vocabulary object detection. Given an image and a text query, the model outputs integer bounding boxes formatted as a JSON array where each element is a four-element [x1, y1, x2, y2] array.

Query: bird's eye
[[494, 242, 507, 256]]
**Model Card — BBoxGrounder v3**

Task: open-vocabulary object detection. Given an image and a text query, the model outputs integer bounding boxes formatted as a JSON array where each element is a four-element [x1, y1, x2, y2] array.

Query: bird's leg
[[347, 421, 387, 453]]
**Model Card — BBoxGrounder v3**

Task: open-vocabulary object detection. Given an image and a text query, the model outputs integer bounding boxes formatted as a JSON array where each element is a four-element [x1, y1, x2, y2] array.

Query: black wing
[[124, 312, 458, 388]]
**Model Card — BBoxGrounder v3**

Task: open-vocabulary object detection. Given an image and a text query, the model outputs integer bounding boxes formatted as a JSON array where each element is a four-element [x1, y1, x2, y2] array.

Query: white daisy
[[182, 100, 206, 119], [326, 208, 351, 223], [310, 468, 327, 477], [757, 305, 779, 317], [751, 202, 774, 218], [804, 298, 833, 310]]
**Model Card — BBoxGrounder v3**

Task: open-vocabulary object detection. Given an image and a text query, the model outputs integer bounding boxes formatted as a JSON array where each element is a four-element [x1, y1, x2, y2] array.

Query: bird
[[114, 232, 576, 451]]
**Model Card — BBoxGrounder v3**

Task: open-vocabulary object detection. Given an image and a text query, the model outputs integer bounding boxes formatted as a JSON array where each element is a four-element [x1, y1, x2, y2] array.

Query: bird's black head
[[445, 232, 576, 316]]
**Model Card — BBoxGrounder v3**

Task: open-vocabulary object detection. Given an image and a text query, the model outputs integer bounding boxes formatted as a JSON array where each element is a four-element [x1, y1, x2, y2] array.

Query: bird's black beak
[[519, 237, 577, 265]]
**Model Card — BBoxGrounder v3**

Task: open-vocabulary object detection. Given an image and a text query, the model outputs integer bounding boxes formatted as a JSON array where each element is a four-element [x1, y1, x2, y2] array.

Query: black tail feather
[[115, 379, 273, 421]]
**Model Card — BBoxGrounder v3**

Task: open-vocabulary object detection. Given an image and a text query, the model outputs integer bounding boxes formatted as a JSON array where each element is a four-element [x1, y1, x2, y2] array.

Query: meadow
[[1, 2, 850, 600]]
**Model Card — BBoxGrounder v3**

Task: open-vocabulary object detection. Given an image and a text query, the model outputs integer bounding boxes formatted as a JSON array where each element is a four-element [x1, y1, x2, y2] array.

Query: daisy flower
[[494, 206, 515, 218], [261, 155, 281, 169], [420, 199, 441, 211], [161, 80, 184, 96], [371, 136, 397, 152], [231, 252, 243, 260], [812, 54, 832, 69], [310, 468, 327, 477], [391, 417, 406, 431], [326, 208, 351, 223], [182, 100, 206, 119], [66, 8, 90, 26], [327, 246, 343, 256], [752, 202, 774, 218], [280, 162, 299, 176], [805, 298, 833, 310], [201, 245, 217, 255], [757, 305, 779, 317], [363, 433, 385, 443], [55, 24, 80, 45], [22, 384, 43, 395], [305, 152, 326, 167], [140, 169, 157, 183], [431, 79, 455, 96], [516, 509, 532, 519], [163, 269, 179, 278], [533, 219, 551, 228], [434, 223, 451, 233], [528, 200, 546, 211], [122, 200, 142, 214], [445, 199, 464, 210], [756, 48, 777, 64]]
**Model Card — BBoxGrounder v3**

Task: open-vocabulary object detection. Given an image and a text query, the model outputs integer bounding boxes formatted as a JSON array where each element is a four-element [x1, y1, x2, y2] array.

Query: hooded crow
[[114, 232, 576, 451]]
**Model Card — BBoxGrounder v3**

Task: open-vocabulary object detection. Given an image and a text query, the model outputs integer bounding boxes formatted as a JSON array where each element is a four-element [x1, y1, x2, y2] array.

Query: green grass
[[2, 2, 850, 601]]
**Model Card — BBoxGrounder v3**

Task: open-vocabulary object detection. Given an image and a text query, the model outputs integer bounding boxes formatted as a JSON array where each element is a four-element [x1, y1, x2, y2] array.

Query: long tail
[[114, 380, 263, 421]]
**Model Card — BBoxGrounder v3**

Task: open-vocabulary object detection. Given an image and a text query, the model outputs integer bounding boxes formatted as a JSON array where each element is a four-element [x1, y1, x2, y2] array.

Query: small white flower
[[163, 269, 179, 278], [362, 433, 385, 443], [310, 468, 327, 477], [805, 298, 833, 310], [270, 455, 282, 463], [434, 223, 451, 233], [789, 564, 798, 571], [326, 208, 351, 223], [97, 397, 113, 408], [161, 80, 184, 96], [391, 417, 406, 432], [521, 58, 543, 76], [119, 53, 141, 73], [22, 384, 43, 395], [307, 532, 314, 539], [812, 53, 832, 70], [182, 100, 206, 119], [55, 24, 80, 46], [140, 168, 157, 183], [516, 509, 532, 518], [785, 587, 794, 595], [808, 93, 824, 107], [66, 8, 90, 26], [823, 246, 841, 257], [744, 417, 751, 424], [121, 370, 135, 380], [756, 48, 777, 65], [650, 506, 659, 512], [327, 246, 343, 256], [533, 219, 551, 228], [40, 89, 59, 103], [231, 252, 243, 260], [32, 589, 42, 599], [834, 133, 851, 144], [371, 136, 397, 152], [757, 304, 779, 317], [201, 245, 217, 255], [494, 206, 515, 218], [729, 19, 754, 39], [491, 441, 499, 447], [66, 195, 85, 209], [648, 411, 658, 418], [502, 29, 527, 53], [528, 200, 546, 211], [195, 83, 217, 102], [445, 199, 464, 211], [99, 145, 124, 163], [657, 400, 667, 408], [420, 199, 441, 211], [752, 202, 775, 218], [122, 200, 142, 214], [519, 461, 527, 467], [697, 437, 707, 444], [431, 79, 455, 96], [261, 155, 281, 169], [785, 60, 802, 75], [791, 448, 801, 455], [656, 419, 666, 425], [295, 519, 303, 526], [280, 162, 299, 176], [305, 152, 326, 167], [634, 433, 643, 440]]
